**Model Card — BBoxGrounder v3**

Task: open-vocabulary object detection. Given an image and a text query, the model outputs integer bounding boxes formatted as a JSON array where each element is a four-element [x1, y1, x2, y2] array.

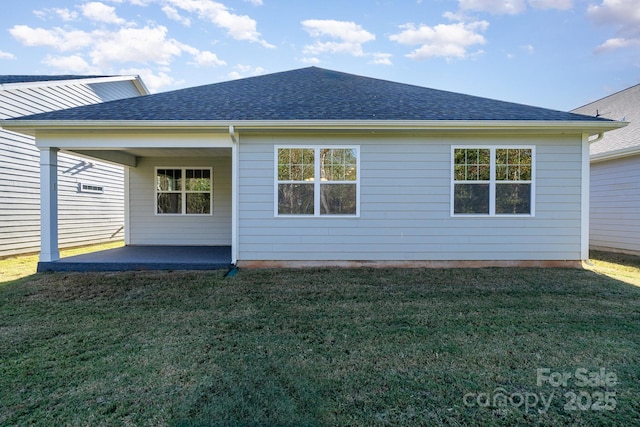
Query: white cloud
[[458, 0, 527, 15], [594, 37, 640, 53], [588, 0, 640, 28], [457, 0, 572, 15], [10, 22, 220, 74], [301, 56, 320, 64], [34, 8, 80, 21], [162, 5, 192, 26], [244, 0, 263, 4], [522, 43, 534, 54], [42, 54, 96, 73], [588, 0, 640, 52], [371, 52, 393, 65], [89, 26, 183, 67], [55, 8, 80, 21], [389, 20, 488, 60], [165, 0, 273, 47], [81, 2, 127, 25], [528, 0, 572, 10], [228, 64, 266, 79], [0, 50, 16, 60], [190, 50, 227, 67], [9, 25, 94, 51], [302, 19, 375, 57]]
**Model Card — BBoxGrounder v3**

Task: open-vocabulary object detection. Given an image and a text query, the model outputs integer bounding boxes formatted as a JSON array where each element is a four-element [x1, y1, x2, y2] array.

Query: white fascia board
[[1, 118, 627, 137], [591, 145, 640, 163], [130, 76, 150, 95], [0, 75, 146, 92]]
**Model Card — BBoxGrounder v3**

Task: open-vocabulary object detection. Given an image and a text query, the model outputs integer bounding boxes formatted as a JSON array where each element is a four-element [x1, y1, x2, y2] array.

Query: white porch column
[[230, 126, 239, 265], [40, 147, 60, 262]]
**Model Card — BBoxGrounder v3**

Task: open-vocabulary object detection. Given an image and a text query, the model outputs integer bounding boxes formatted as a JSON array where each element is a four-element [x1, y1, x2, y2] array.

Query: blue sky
[[1, 0, 639, 111]]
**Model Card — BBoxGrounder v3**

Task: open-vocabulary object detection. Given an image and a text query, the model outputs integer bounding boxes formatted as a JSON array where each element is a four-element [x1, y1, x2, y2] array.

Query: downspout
[[580, 133, 592, 261], [229, 125, 239, 265], [588, 132, 604, 144], [580, 132, 602, 261]]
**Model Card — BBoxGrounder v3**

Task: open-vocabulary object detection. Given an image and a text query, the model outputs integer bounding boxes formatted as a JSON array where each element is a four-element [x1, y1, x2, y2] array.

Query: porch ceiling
[[66, 147, 231, 166]]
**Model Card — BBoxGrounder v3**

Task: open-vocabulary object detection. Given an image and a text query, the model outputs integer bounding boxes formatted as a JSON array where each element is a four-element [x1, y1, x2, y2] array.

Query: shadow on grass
[[0, 274, 40, 289], [591, 250, 640, 269]]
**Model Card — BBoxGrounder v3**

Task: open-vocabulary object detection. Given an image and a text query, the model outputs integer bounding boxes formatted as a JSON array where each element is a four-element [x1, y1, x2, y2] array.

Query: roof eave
[[591, 145, 640, 163], [0, 75, 148, 94], [1, 119, 627, 137]]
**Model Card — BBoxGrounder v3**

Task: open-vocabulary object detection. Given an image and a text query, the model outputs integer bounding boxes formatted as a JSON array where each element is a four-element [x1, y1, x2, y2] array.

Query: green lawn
[[1, 255, 639, 426]]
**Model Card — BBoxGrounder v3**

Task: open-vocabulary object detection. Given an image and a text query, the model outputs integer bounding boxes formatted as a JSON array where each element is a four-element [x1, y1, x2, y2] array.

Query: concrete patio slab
[[37, 245, 232, 272]]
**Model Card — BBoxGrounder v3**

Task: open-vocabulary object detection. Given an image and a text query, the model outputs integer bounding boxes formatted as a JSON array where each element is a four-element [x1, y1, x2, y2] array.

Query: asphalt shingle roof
[[9, 67, 613, 123], [572, 84, 640, 156], [0, 75, 111, 85]]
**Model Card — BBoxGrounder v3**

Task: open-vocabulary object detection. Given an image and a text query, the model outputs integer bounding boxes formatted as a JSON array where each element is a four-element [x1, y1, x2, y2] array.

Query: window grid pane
[[320, 183, 357, 215], [496, 183, 531, 214], [278, 148, 314, 181], [156, 168, 212, 215], [454, 149, 490, 181], [454, 183, 490, 214], [496, 149, 532, 181], [453, 147, 533, 216], [277, 147, 358, 216], [321, 148, 357, 182], [278, 183, 314, 215]]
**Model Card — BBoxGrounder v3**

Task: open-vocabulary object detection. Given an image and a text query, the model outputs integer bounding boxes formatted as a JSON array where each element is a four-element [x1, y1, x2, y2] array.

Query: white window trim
[[155, 167, 213, 216], [274, 145, 361, 218], [450, 145, 536, 217]]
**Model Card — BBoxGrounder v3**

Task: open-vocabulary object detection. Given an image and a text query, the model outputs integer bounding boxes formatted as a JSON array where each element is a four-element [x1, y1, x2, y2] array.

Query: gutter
[[1, 119, 627, 137]]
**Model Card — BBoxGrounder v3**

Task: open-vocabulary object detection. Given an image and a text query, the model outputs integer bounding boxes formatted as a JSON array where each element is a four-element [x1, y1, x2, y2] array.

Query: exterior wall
[[590, 155, 640, 254], [237, 134, 583, 261], [0, 79, 142, 257], [127, 156, 232, 246]]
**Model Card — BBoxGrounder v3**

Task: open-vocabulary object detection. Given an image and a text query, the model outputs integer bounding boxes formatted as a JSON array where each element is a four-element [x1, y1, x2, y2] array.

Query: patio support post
[[40, 147, 60, 262]]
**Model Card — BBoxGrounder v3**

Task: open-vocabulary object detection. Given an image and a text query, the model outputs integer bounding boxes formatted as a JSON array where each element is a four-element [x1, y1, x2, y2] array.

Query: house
[[0, 75, 149, 258], [1, 67, 626, 270], [572, 84, 640, 255]]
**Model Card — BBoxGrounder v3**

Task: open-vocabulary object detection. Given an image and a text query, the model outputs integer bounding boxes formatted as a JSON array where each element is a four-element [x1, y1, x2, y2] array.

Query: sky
[[1, 0, 639, 112]]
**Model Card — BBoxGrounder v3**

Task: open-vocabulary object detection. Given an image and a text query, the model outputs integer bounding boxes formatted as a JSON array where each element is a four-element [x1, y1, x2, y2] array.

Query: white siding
[[0, 79, 142, 257], [238, 134, 583, 261], [590, 155, 640, 254], [128, 156, 232, 245]]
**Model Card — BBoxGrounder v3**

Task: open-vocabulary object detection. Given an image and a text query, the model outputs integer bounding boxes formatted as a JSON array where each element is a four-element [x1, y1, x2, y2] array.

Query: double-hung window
[[156, 168, 212, 215], [276, 146, 359, 216], [452, 147, 534, 216]]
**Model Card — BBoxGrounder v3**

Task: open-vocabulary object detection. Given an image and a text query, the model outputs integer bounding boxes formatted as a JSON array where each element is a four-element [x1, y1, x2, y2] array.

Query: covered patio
[[37, 245, 232, 272]]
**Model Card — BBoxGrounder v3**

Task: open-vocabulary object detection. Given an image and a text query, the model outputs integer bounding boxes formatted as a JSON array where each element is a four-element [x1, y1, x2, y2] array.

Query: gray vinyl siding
[[0, 79, 141, 257], [590, 155, 640, 254], [238, 134, 583, 261], [127, 156, 232, 246]]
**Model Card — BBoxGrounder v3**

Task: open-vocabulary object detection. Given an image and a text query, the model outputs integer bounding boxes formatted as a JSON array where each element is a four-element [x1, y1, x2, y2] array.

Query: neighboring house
[[572, 84, 640, 255], [2, 67, 625, 268], [0, 75, 148, 257]]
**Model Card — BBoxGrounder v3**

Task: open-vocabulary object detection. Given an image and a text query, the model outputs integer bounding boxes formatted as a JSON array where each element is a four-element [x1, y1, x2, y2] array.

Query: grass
[[0, 241, 124, 283], [0, 255, 639, 426], [586, 250, 640, 287]]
